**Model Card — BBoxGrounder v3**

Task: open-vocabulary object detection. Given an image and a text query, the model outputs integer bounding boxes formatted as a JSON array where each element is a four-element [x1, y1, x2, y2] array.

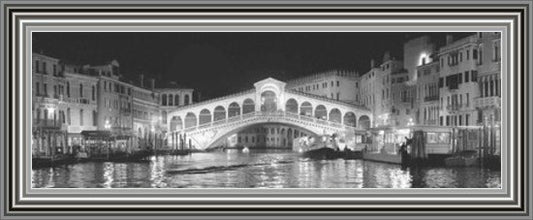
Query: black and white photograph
[[30, 32, 502, 188]]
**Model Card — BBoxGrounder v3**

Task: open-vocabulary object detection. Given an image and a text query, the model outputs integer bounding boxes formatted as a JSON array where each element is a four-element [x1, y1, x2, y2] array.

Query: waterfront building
[[398, 36, 438, 127], [415, 60, 440, 126], [475, 32, 501, 126], [82, 61, 136, 152], [437, 34, 480, 126], [359, 51, 415, 127], [475, 32, 502, 154], [157, 82, 194, 150], [286, 69, 361, 105], [359, 59, 382, 127], [63, 70, 99, 152], [389, 68, 416, 127], [157, 81, 194, 125], [31, 52, 68, 157], [403, 35, 437, 83], [132, 75, 162, 151]]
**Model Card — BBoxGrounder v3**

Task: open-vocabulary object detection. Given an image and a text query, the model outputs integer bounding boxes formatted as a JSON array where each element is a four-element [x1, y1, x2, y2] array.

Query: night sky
[[32, 32, 471, 100]]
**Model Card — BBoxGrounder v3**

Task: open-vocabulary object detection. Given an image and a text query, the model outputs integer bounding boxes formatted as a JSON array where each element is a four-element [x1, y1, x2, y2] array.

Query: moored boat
[[293, 135, 343, 160], [32, 154, 77, 169], [444, 150, 478, 167], [362, 150, 409, 165]]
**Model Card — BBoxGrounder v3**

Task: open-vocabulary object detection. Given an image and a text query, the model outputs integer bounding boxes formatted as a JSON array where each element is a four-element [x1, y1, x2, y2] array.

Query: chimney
[[383, 51, 391, 62], [370, 59, 375, 68], [139, 74, 144, 88], [446, 35, 453, 45], [150, 78, 155, 90]]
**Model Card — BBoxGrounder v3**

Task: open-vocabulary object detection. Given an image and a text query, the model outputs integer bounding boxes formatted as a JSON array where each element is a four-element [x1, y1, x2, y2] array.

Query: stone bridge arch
[[164, 78, 373, 150], [176, 113, 358, 151], [207, 122, 321, 150]]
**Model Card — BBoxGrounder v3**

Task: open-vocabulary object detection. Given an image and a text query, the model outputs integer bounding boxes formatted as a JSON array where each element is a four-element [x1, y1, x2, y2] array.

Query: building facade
[[82, 61, 136, 152], [359, 51, 416, 128], [437, 34, 480, 127], [475, 32, 501, 126], [32, 53, 68, 157], [132, 75, 162, 151], [63, 71, 99, 151], [475, 32, 502, 154], [157, 82, 195, 150], [415, 61, 440, 126], [286, 70, 360, 104]]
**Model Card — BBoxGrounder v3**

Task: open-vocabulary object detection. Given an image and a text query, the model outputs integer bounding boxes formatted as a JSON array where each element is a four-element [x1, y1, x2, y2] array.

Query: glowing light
[[406, 118, 415, 126], [418, 52, 430, 66]]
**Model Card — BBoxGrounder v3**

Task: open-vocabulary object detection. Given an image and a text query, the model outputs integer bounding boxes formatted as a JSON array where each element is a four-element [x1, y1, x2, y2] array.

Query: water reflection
[[32, 150, 501, 188]]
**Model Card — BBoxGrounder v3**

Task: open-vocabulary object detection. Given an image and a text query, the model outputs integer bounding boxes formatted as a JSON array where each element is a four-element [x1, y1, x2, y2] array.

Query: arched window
[[213, 106, 226, 122], [170, 116, 183, 131], [343, 112, 356, 127], [243, 99, 255, 114], [174, 94, 180, 106], [260, 91, 277, 112], [184, 94, 190, 105], [168, 94, 173, 106], [359, 115, 371, 129], [285, 99, 298, 114], [300, 102, 313, 117], [36, 108, 41, 123], [66, 108, 70, 125], [228, 102, 240, 117], [162, 94, 167, 106], [184, 112, 197, 128], [329, 108, 342, 124], [315, 105, 327, 120], [66, 82, 70, 97], [199, 109, 212, 125]]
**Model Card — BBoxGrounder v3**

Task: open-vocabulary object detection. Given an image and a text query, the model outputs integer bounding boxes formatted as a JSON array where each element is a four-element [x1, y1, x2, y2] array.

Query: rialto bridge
[[165, 78, 372, 150]]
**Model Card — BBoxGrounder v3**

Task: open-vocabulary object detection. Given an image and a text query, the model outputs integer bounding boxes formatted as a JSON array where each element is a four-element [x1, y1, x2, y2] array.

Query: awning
[[81, 130, 112, 138]]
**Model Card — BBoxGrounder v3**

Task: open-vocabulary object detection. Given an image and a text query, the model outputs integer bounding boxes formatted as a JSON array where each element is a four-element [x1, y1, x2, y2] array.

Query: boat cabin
[[369, 125, 482, 158]]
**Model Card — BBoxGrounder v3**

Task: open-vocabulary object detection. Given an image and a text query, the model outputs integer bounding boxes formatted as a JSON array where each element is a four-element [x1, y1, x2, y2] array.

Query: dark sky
[[32, 32, 471, 100]]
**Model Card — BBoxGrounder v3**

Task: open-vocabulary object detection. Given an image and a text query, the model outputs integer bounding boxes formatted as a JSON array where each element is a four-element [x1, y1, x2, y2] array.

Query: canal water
[[32, 149, 501, 188]]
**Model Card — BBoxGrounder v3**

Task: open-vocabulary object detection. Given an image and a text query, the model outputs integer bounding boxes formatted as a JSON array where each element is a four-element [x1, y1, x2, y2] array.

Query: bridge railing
[[179, 111, 358, 133]]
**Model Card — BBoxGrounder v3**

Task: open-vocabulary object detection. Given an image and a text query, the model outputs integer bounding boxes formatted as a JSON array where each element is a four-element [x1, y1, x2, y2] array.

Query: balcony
[[65, 97, 92, 105], [424, 96, 439, 102], [34, 119, 66, 129], [34, 95, 61, 105], [52, 94, 65, 101], [446, 104, 462, 112], [475, 96, 501, 109]]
